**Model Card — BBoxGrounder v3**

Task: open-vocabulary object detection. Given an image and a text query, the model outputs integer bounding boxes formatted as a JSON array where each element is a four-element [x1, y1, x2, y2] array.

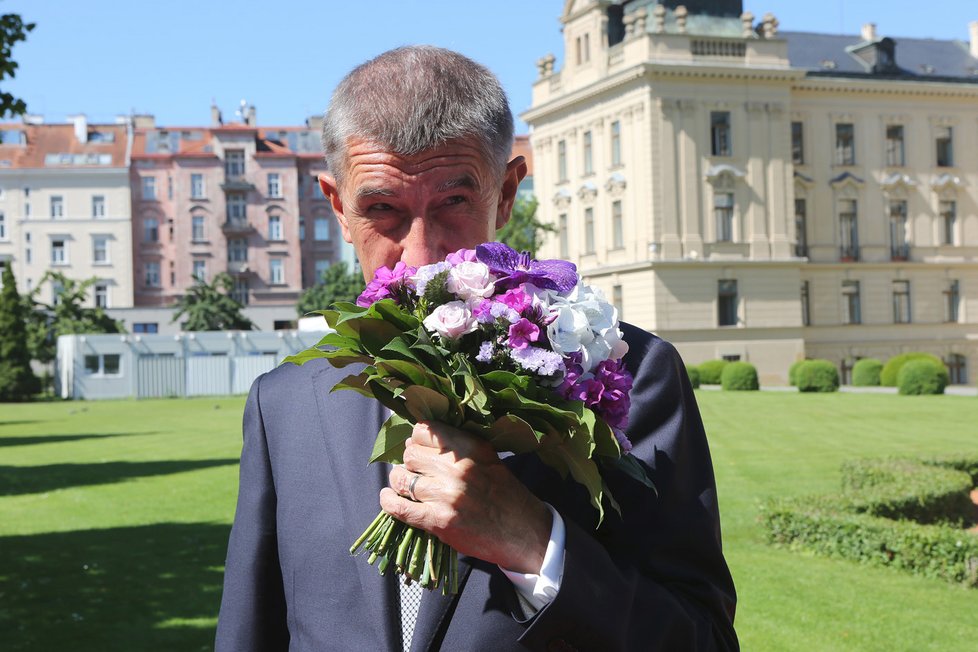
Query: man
[[216, 46, 737, 651]]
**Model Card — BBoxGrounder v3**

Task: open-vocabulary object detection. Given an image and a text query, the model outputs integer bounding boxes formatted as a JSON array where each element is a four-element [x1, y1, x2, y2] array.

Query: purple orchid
[[356, 261, 417, 307], [476, 242, 578, 293]]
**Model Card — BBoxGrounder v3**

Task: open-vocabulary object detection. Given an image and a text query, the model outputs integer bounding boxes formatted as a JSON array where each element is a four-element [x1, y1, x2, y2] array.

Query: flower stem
[[350, 510, 386, 554], [396, 527, 415, 572]]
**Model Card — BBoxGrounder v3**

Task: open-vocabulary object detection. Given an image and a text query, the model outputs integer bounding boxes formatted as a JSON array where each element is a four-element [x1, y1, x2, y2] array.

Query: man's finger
[[412, 421, 495, 462], [379, 487, 433, 530]]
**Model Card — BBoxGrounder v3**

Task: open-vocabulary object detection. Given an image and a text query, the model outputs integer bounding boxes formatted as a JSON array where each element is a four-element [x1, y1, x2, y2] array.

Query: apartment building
[[0, 116, 134, 310], [524, 0, 978, 384]]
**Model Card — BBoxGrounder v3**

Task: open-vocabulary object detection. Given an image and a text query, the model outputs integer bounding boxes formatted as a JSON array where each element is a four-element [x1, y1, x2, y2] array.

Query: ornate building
[[524, 0, 978, 384]]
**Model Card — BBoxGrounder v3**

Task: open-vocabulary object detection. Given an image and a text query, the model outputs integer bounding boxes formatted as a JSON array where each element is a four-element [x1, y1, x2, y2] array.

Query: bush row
[[688, 360, 759, 391], [762, 455, 978, 588], [788, 352, 951, 394]]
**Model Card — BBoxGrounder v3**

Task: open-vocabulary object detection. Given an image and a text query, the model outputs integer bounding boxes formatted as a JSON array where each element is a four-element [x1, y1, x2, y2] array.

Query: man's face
[[320, 136, 525, 280]]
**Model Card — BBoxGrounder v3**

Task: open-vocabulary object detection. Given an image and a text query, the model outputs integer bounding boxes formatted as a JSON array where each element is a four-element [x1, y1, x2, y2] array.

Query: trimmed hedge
[[795, 359, 839, 393], [881, 352, 944, 387], [697, 359, 728, 385], [686, 365, 701, 389], [721, 361, 759, 391], [851, 358, 882, 387], [898, 359, 949, 395], [762, 455, 978, 588], [788, 360, 805, 387]]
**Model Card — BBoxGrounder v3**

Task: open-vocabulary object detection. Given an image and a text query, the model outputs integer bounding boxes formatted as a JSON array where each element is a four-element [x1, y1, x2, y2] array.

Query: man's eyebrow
[[436, 175, 479, 193], [354, 186, 396, 200]]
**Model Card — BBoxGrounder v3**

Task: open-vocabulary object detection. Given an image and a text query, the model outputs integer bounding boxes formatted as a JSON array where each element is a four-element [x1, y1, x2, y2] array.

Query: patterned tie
[[399, 578, 424, 651]]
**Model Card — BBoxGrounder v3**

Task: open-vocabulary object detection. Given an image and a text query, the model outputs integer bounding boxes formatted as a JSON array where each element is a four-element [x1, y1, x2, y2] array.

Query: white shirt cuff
[[498, 502, 565, 613]]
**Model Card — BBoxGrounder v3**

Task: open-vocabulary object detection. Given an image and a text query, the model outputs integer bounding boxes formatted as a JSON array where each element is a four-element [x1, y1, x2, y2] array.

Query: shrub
[[686, 365, 700, 389], [851, 358, 882, 387], [697, 359, 728, 385], [721, 361, 759, 391], [880, 352, 944, 387], [795, 359, 839, 393], [898, 359, 949, 395], [788, 360, 805, 387]]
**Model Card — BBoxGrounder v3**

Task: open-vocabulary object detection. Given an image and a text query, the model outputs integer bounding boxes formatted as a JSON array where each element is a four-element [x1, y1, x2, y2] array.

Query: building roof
[[512, 134, 533, 177], [782, 31, 978, 82], [0, 123, 128, 169], [130, 123, 324, 160]]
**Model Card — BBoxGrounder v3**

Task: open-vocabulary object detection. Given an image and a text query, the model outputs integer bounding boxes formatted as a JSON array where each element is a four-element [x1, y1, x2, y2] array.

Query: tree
[[296, 262, 366, 316], [172, 272, 255, 331], [0, 12, 35, 118], [496, 196, 555, 259], [25, 272, 124, 364], [0, 265, 39, 401]]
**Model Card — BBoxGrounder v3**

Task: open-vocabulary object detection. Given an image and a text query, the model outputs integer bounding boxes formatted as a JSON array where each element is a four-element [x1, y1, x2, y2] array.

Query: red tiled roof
[[0, 123, 128, 168]]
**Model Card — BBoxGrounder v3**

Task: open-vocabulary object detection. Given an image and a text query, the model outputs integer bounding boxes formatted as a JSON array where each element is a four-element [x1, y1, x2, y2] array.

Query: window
[[944, 280, 960, 323], [711, 111, 731, 157], [892, 280, 911, 324], [228, 238, 247, 262], [794, 199, 808, 257], [269, 258, 284, 285], [940, 200, 957, 245], [610, 121, 622, 167], [314, 259, 331, 282], [145, 261, 160, 287], [50, 195, 64, 218], [51, 239, 67, 265], [92, 195, 105, 218], [133, 322, 158, 334], [225, 150, 245, 177], [227, 193, 247, 222], [835, 123, 855, 165], [268, 173, 282, 198], [576, 33, 591, 65], [314, 216, 330, 241], [612, 200, 623, 249], [52, 280, 63, 305], [24, 231, 30, 263], [92, 236, 109, 264], [193, 259, 207, 283], [232, 277, 249, 305], [94, 283, 108, 309], [945, 353, 967, 385], [718, 280, 738, 327], [791, 121, 804, 164], [613, 285, 623, 319], [936, 126, 953, 167], [167, 175, 173, 200], [557, 140, 567, 182], [842, 280, 861, 325], [268, 215, 283, 241], [312, 179, 326, 199], [190, 173, 205, 199], [144, 217, 159, 243], [0, 212, 5, 241], [885, 125, 905, 166], [584, 207, 595, 253], [558, 213, 568, 259], [142, 177, 156, 200], [299, 216, 306, 241], [888, 200, 909, 260], [839, 199, 858, 260], [582, 131, 593, 175], [714, 192, 734, 242], [801, 281, 811, 326], [83, 354, 121, 376], [192, 215, 206, 241]]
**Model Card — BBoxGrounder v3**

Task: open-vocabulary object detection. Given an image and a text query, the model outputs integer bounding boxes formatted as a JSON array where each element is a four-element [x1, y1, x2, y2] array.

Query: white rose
[[446, 261, 495, 300], [422, 301, 479, 340]]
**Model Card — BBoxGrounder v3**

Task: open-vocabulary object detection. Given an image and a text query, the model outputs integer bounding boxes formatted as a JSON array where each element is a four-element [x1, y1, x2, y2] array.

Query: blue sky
[[4, 1, 976, 132]]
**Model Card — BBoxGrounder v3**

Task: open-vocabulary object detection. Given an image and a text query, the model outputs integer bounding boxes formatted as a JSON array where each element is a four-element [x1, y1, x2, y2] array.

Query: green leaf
[[486, 415, 541, 454], [400, 385, 452, 423], [591, 415, 621, 458], [280, 347, 329, 367], [547, 444, 605, 524], [611, 454, 657, 493], [371, 300, 421, 331], [357, 319, 405, 357], [331, 373, 376, 398], [318, 331, 364, 351], [322, 349, 374, 368], [367, 377, 412, 421], [379, 337, 423, 364], [370, 413, 415, 464]]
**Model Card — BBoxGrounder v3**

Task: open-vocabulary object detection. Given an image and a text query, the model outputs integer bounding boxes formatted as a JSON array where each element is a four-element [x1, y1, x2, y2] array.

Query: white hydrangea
[[542, 281, 628, 373]]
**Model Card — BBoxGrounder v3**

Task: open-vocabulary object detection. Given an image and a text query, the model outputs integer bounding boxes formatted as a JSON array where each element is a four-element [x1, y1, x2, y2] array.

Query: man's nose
[[399, 216, 447, 268]]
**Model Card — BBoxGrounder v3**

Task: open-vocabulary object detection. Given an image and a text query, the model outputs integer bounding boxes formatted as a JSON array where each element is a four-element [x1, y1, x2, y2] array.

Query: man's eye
[[445, 195, 467, 206], [369, 202, 394, 212]]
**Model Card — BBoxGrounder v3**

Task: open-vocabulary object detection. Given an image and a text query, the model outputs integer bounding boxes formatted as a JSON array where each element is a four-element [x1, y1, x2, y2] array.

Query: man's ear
[[320, 173, 353, 244], [495, 155, 528, 231]]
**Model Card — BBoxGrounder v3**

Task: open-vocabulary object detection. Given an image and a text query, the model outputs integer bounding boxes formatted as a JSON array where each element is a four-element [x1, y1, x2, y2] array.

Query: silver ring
[[408, 474, 421, 502]]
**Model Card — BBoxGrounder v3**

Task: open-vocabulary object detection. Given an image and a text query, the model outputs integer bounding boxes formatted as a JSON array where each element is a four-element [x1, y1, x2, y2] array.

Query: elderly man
[[216, 46, 737, 651]]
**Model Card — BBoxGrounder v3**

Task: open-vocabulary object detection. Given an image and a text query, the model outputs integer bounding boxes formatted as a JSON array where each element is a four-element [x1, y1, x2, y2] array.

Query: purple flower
[[476, 242, 578, 293], [490, 301, 521, 324], [411, 261, 452, 295], [507, 318, 540, 350], [510, 347, 565, 376], [446, 248, 478, 266], [613, 428, 633, 454], [497, 288, 532, 313], [476, 340, 496, 362], [472, 299, 495, 324], [356, 261, 416, 307]]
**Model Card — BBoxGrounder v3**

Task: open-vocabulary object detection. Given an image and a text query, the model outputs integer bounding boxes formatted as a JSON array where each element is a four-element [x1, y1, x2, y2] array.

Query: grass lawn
[[0, 391, 976, 650]]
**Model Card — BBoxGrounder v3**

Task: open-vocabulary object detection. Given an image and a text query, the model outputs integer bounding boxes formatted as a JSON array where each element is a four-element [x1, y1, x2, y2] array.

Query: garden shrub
[[898, 359, 949, 395], [795, 359, 839, 393], [788, 360, 805, 386], [686, 365, 700, 389], [721, 361, 759, 391], [880, 352, 943, 387], [697, 359, 728, 385], [762, 455, 978, 588], [851, 358, 882, 387]]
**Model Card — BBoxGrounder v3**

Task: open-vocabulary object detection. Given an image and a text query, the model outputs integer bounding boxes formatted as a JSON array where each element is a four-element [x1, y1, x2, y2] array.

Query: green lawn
[[0, 391, 976, 650]]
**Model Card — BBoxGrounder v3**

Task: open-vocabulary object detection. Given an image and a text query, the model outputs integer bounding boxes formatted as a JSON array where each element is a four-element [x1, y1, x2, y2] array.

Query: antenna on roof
[[235, 99, 248, 122]]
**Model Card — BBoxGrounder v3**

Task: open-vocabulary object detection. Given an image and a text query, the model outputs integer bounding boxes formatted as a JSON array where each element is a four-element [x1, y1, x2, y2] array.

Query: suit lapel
[[410, 555, 473, 652]]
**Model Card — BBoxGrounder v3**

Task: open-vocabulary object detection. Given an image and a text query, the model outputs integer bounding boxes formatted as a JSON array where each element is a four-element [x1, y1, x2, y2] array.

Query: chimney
[[970, 21, 978, 58], [69, 114, 88, 144], [132, 114, 155, 129], [861, 23, 877, 41], [23, 114, 44, 125], [246, 105, 256, 127], [305, 114, 324, 131], [211, 103, 223, 126]]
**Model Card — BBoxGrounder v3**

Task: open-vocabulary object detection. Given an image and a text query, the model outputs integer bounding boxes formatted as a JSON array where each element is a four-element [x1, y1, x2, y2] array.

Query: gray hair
[[321, 45, 514, 186]]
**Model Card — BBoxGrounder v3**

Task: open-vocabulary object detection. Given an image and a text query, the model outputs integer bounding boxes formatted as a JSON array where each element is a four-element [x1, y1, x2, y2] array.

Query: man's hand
[[380, 422, 552, 575]]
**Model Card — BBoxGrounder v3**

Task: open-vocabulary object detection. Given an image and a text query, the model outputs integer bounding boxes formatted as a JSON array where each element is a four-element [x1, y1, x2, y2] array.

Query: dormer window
[[576, 33, 591, 65]]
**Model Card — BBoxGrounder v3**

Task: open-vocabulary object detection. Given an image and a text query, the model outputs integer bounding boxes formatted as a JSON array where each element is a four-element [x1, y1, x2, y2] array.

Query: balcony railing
[[220, 176, 255, 192], [839, 245, 860, 262], [794, 243, 809, 258], [227, 261, 250, 275], [890, 244, 910, 261], [222, 219, 255, 235]]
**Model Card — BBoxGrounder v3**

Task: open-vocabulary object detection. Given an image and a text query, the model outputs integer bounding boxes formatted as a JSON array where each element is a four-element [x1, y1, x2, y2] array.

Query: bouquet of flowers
[[285, 242, 652, 594]]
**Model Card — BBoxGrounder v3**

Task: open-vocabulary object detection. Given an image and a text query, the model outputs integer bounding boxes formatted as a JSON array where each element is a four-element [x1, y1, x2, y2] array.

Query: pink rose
[[422, 301, 479, 340], [446, 261, 495, 301]]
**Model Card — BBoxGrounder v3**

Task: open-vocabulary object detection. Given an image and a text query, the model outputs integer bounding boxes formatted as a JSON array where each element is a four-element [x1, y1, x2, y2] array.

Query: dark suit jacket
[[215, 324, 738, 651]]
